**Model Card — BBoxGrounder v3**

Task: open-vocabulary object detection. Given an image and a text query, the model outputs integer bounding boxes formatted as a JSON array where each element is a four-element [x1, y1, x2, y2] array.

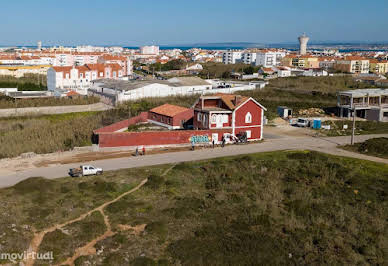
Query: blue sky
[[1, 0, 388, 46]]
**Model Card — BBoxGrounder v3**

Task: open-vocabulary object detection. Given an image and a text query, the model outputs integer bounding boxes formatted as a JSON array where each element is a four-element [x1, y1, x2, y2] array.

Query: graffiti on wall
[[190, 135, 210, 143]]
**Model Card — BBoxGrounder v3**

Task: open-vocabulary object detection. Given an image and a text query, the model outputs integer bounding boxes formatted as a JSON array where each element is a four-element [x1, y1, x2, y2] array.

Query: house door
[[216, 114, 223, 128], [212, 133, 219, 144]]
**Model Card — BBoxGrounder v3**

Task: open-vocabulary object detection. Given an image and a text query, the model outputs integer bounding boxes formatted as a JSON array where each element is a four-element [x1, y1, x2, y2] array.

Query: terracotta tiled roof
[[150, 104, 190, 117], [213, 93, 250, 110], [66, 90, 79, 96]]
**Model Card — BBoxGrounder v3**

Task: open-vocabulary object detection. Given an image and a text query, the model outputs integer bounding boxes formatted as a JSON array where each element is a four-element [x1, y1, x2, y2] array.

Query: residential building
[[255, 50, 286, 67], [47, 63, 124, 95], [140, 46, 160, 55], [334, 56, 370, 74], [337, 89, 388, 122], [281, 55, 319, 68], [193, 93, 267, 141], [222, 50, 242, 64], [241, 52, 257, 65], [148, 104, 194, 129], [97, 55, 133, 75], [369, 59, 388, 74], [318, 57, 337, 70]]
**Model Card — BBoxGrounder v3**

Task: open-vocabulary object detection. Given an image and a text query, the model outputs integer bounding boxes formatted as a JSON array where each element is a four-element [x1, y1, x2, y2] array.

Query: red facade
[[98, 129, 232, 148], [94, 94, 266, 148], [193, 94, 265, 140]]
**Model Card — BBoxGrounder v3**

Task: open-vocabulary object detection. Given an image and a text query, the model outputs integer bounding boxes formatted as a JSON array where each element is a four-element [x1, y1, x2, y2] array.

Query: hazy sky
[[1, 0, 387, 46]]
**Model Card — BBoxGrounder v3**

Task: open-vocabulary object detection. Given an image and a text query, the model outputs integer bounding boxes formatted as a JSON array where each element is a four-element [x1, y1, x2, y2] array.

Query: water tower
[[298, 33, 309, 55]]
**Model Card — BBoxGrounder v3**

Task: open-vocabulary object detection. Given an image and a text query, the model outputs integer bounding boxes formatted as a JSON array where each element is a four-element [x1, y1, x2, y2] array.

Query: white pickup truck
[[68, 165, 103, 177]]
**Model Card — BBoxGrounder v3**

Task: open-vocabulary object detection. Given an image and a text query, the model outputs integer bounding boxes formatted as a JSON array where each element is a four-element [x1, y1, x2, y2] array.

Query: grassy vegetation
[[0, 95, 198, 159], [342, 137, 388, 159], [0, 74, 47, 90], [38, 211, 106, 264], [0, 94, 100, 109], [322, 120, 388, 136], [199, 62, 260, 79], [0, 151, 386, 265], [267, 76, 371, 94]]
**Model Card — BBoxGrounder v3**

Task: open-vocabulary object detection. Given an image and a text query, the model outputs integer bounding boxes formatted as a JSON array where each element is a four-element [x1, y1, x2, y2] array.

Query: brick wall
[[98, 129, 231, 148]]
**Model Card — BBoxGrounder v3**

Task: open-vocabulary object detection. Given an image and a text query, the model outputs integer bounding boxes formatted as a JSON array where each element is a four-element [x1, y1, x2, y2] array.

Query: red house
[[148, 103, 193, 129], [193, 93, 266, 141]]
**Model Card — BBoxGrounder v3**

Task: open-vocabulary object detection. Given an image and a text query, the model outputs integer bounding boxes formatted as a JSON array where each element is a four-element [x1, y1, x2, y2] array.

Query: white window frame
[[245, 112, 252, 123], [211, 114, 217, 124], [246, 130, 251, 138], [223, 114, 228, 123], [197, 112, 202, 122]]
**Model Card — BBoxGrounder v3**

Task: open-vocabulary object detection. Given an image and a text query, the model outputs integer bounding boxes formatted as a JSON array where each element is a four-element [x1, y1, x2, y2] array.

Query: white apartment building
[[222, 50, 242, 64], [256, 50, 286, 67], [140, 45, 160, 55], [241, 52, 257, 65], [47, 63, 124, 96]]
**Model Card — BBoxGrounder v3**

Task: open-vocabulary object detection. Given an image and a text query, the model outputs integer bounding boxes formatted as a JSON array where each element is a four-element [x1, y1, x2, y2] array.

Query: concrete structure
[[334, 57, 370, 74], [255, 50, 286, 67], [222, 50, 242, 64], [241, 52, 257, 65], [337, 89, 388, 122], [298, 33, 309, 55], [90, 77, 258, 105], [369, 59, 388, 74], [281, 55, 319, 69], [0, 88, 17, 95], [148, 104, 194, 129], [37, 41, 42, 51], [140, 46, 160, 55], [193, 93, 266, 141]]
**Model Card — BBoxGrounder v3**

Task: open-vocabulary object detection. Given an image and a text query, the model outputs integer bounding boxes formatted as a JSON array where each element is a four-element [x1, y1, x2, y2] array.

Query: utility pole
[[351, 107, 356, 145]]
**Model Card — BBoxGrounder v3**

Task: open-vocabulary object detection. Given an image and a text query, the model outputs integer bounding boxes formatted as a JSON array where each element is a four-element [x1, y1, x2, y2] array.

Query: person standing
[[142, 146, 146, 155], [221, 136, 225, 148], [191, 140, 195, 151], [135, 147, 139, 156], [212, 139, 215, 149]]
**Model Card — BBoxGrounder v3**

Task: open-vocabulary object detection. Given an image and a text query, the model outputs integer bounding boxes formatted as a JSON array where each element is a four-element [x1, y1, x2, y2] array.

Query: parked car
[[69, 165, 103, 177], [295, 118, 311, 127]]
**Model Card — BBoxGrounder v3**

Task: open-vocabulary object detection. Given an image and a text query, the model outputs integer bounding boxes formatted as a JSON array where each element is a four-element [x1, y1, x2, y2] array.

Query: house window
[[246, 130, 251, 138], [383, 112, 388, 117], [211, 114, 217, 124], [197, 112, 202, 121], [203, 114, 208, 126], [223, 114, 228, 123], [245, 112, 252, 123]]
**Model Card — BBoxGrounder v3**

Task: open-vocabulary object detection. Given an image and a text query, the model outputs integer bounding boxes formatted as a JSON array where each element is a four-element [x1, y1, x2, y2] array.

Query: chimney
[[234, 95, 242, 106]]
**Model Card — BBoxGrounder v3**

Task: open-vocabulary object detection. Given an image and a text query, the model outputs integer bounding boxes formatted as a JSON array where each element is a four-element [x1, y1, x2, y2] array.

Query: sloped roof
[[213, 93, 250, 110], [150, 103, 191, 117]]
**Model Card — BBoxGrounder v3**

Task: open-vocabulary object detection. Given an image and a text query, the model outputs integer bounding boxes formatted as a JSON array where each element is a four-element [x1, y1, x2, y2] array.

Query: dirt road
[[0, 133, 387, 189]]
